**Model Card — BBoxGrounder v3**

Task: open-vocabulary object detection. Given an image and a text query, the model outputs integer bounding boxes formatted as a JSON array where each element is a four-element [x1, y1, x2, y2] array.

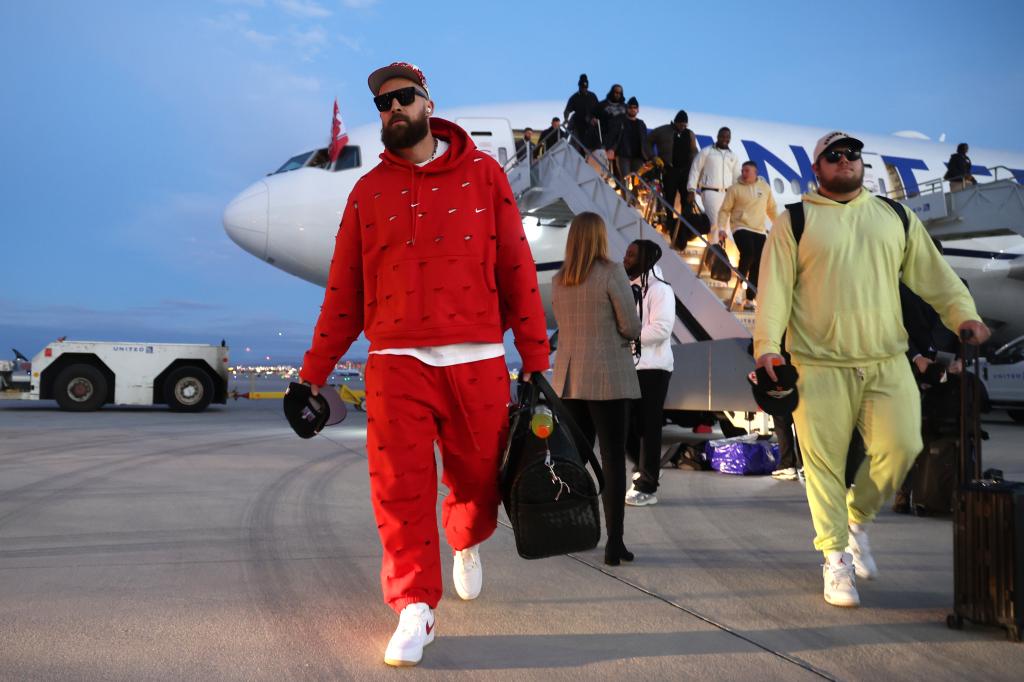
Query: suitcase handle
[[958, 330, 982, 483]]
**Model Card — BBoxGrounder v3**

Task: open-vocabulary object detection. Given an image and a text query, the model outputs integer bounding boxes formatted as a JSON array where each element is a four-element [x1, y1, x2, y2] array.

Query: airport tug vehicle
[[0, 340, 230, 412]]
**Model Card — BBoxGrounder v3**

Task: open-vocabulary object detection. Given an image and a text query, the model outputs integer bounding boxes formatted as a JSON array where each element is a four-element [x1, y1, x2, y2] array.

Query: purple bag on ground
[[704, 436, 779, 475]]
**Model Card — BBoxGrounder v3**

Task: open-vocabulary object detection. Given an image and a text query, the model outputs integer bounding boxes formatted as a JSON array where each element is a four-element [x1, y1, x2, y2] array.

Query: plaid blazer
[[552, 259, 642, 400]]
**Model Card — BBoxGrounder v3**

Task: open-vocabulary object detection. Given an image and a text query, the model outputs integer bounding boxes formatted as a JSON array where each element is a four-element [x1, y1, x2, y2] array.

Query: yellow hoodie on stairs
[[753, 189, 979, 366]]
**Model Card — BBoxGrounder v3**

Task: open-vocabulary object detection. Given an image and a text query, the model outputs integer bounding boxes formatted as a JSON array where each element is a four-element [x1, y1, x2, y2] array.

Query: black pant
[[661, 165, 687, 237], [562, 398, 630, 544], [626, 370, 672, 494], [733, 229, 766, 301], [774, 411, 801, 470]]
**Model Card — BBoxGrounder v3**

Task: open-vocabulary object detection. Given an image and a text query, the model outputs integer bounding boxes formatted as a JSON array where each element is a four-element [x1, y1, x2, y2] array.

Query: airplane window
[[273, 151, 314, 174], [332, 146, 361, 171], [774, 178, 784, 194], [790, 179, 801, 195], [308, 149, 331, 168]]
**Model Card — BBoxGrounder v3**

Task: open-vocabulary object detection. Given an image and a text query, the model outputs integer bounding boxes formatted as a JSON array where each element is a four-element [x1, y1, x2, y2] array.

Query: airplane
[[223, 101, 1024, 360]]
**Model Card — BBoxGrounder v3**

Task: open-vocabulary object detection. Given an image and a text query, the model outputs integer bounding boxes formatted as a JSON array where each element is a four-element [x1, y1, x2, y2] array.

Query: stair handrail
[[559, 128, 756, 297], [886, 165, 1022, 199]]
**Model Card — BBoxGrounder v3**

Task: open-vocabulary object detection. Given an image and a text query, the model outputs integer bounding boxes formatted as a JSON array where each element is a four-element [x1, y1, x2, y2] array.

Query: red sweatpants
[[364, 353, 510, 612]]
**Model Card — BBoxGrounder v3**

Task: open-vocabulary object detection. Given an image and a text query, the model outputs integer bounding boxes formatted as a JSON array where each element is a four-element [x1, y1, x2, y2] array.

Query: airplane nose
[[223, 181, 269, 259]]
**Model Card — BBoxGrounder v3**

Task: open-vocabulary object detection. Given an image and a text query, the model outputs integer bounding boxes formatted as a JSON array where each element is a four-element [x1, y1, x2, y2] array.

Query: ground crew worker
[[299, 61, 549, 666], [718, 160, 778, 310], [687, 126, 740, 231], [753, 130, 989, 608]]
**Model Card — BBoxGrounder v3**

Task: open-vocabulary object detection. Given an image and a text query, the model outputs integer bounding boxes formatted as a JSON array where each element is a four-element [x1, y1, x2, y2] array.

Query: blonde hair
[[554, 212, 610, 287]]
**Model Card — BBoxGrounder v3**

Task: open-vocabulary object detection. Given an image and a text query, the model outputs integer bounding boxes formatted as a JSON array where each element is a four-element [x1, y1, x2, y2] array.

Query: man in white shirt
[[622, 239, 675, 507], [687, 127, 741, 232]]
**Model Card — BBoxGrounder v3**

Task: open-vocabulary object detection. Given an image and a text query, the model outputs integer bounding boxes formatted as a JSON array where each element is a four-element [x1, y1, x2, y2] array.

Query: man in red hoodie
[[298, 62, 550, 667]]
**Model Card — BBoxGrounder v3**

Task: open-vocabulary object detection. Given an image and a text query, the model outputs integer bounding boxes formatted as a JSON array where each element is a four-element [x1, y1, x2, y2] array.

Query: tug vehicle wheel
[[164, 367, 214, 412], [54, 363, 107, 412]]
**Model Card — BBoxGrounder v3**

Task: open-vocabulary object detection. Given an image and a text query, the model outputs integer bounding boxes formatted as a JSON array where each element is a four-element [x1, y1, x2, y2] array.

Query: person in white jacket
[[687, 127, 741, 231], [622, 239, 675, 506]]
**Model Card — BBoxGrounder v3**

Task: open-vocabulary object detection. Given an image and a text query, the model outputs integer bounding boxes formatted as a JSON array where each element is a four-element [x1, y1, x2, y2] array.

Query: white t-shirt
[[370, 136, 505, 367]]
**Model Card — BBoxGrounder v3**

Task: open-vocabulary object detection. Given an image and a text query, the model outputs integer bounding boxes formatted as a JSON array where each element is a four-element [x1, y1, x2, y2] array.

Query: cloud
[[242, 29, 278, 48], [290, 25, 328, 60], [336, 33, 362, 52], [276, 0, 332, 18], [341, 0, 379, 8]]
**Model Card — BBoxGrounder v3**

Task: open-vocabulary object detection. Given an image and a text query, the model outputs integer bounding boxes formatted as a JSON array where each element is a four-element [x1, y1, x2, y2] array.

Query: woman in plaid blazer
[[552, 212, 642, 565]]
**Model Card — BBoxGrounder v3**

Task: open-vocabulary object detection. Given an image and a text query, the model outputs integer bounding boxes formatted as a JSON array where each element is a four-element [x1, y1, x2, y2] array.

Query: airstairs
[[900, 167, 1024, 241], [507, 138, 759, 414]]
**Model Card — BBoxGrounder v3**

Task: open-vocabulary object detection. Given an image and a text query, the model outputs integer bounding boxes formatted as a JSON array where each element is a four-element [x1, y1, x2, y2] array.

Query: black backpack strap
[[785, 201, 805, 245], [532, 374, 606, 494], [875, 195, 910, 234]]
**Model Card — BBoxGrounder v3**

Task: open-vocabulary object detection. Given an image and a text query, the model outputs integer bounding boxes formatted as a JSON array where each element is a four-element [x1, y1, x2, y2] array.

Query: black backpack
[[785, 195, 909, 245], [500, 375, 605, 560]]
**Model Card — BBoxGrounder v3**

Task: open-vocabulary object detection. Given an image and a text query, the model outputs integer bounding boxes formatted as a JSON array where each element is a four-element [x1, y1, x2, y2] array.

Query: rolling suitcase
[[948, 332, 1024, 641]]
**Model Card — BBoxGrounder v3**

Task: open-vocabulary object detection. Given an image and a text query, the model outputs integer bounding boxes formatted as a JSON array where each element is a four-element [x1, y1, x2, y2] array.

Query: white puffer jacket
[[631, 265, 675, 372]]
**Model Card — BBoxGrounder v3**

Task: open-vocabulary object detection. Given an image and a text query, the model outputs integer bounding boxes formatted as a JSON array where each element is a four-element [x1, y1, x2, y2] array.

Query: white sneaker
[[625, 487, 658, 506], [771, 467, 798, 481], [822, 552, 860, 607], [845, 523, 879, 580], [453, 544, 482, 600], [383, 602, 435, 667]]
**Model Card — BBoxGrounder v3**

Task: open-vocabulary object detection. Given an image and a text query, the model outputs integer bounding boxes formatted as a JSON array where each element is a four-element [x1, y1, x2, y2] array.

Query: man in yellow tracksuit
[[753, 131, 990, 608]]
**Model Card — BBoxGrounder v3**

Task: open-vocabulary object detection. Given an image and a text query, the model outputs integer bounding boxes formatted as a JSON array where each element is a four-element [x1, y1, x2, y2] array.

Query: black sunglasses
[[373, 86, 428, 112], [821, 148, 862, 163]]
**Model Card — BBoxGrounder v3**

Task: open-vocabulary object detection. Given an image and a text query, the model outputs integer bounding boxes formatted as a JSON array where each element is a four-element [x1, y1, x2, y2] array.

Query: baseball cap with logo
[[368, 61, 429, 96], [283, 382, 347, 439], [747, 364, 800, 416], [812, 131, 864, 162]]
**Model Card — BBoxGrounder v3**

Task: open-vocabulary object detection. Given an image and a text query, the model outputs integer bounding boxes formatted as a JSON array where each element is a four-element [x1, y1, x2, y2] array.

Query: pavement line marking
[[559, 549, 837, 681], [316, 429, 836, 679]]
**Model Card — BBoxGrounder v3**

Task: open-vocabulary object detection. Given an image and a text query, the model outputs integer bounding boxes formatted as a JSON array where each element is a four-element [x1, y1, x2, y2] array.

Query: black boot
[[604, 540, 634, 566]]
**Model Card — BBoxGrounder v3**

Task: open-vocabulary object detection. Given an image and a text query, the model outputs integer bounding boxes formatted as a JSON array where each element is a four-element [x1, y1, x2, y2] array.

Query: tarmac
[[2, 391, 1023, 681]]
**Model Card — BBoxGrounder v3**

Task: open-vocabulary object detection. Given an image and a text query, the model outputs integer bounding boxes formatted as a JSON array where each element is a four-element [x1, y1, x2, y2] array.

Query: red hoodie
[[300, 118, 550, 385]]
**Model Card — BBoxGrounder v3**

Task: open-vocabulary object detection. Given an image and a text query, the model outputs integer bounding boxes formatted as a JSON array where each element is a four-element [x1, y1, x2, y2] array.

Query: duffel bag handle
[[499, 378, 540, 482], [530, 374, 606, 494]]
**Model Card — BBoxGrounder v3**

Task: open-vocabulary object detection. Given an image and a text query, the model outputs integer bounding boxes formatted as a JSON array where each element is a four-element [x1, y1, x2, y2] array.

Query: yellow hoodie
[[753, 189, 979, 366]]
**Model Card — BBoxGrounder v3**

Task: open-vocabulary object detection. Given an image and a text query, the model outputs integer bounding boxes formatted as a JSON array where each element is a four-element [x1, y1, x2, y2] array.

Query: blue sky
[[2, 0, 1022, 364]]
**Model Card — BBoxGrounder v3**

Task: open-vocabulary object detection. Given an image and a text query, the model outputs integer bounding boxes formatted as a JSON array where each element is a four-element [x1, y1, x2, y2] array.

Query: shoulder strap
[[785, 201, 805, 244], [875, 195, 910, 234], [532, 375, 606, 494]]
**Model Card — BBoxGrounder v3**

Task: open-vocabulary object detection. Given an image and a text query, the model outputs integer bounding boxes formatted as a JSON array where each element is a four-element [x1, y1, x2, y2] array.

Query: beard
[[818, 166, 864, 194], [381, 110, 430, 151]]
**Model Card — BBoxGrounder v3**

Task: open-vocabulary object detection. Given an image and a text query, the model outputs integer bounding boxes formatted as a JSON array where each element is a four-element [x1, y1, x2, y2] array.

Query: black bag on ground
[[949, 333, 1024, 642], [500, 375, 605, 560], [663, 442, 710, 471]]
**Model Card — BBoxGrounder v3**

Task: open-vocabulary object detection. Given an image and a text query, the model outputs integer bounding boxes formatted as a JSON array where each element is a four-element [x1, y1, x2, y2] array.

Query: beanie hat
[[283, 382, 347, 438], [627, 96, 639, 107], [674, 110, 688, 123], [747, 365, 800, 416]]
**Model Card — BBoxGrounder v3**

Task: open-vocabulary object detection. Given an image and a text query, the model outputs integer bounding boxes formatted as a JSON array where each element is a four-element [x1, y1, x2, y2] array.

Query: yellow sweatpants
[[791, 354, 922, 555]]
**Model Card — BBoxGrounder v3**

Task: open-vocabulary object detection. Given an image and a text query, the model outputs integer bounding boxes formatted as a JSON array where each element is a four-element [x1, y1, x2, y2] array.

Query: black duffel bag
[[499, 374, 604, 560]]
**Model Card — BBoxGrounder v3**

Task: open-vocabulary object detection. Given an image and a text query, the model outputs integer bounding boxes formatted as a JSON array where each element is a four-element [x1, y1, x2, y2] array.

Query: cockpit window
[[272, 146, 362, 175], [273, 151, 314, 174], [332, 145, 361, 171]]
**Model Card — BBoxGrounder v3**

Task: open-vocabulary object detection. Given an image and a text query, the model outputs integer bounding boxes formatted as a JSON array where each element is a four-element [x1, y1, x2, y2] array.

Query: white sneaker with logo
[[453, 544, 482, 600], [845, 523, 879, 580], [771, 467, 798, 481], [625, 487, 658, 506], [822, 552, 860, 607], [384, 602, 435, 667]]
